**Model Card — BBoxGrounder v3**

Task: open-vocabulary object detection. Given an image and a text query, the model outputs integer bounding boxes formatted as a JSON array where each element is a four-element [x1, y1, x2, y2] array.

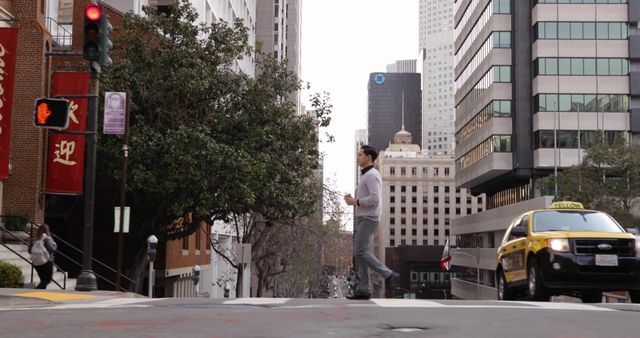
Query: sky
[[300, 0, 419, 226]]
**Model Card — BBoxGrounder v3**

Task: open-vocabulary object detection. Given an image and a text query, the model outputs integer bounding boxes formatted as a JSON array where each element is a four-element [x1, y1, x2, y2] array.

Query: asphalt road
[[1, 294, 639, 338]]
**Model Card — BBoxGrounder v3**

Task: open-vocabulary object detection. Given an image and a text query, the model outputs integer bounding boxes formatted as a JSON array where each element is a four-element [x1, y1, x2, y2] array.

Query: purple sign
[[103, 92, 126, 135]]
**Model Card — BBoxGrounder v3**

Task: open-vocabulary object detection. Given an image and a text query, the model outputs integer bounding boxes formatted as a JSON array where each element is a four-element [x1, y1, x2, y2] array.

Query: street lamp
[[147, 235, 158, 298], [454, 246, 480, 300], [192, 265, 201, 298]]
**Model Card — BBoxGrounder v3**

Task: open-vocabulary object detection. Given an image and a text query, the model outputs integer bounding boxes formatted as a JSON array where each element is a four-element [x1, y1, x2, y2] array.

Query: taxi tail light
[[547, 238, 570, 252]]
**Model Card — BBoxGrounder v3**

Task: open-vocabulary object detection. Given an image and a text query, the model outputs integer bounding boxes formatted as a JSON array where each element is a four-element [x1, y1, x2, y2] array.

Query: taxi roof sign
[[549, 201, 584, 209]]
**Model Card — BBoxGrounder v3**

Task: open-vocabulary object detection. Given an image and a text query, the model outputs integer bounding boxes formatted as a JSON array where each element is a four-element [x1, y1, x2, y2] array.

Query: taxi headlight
[[547, 238, 570, 252]]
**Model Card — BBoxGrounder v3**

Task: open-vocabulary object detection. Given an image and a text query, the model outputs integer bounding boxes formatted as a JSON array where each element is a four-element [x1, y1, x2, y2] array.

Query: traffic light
[[34, 98, 70, 129], [99, 13, 113, 67], [82, 3, 112, 66], [82, 3, 101, 62]]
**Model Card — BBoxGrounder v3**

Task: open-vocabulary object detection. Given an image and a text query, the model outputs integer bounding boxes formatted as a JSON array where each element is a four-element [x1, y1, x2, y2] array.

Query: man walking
[[344, 145, 399, 300]]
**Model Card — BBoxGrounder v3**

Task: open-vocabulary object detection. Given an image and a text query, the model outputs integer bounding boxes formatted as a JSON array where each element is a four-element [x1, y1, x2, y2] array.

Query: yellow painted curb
[[14, 291, 97, 301]]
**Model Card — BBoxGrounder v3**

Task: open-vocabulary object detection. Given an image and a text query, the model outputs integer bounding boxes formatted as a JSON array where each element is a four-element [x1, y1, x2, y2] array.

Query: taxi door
[[499, 214, 530, 284]]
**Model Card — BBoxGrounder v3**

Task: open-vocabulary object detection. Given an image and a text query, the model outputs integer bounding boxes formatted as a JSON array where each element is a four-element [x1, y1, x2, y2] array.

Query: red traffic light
[[85, 3, 102, 21]]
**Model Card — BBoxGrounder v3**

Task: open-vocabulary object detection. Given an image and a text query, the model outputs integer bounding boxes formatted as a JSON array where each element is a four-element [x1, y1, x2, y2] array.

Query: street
[[1, 291, 639, 338]]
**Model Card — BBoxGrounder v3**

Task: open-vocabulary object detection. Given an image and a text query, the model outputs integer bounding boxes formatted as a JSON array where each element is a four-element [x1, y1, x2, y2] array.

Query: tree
[[95, 1, 331, 292], [557, 135, 640, 228]]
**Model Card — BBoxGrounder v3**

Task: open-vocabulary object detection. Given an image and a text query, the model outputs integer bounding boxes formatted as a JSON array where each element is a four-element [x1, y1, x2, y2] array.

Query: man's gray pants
[[354, 217, 392, 294]]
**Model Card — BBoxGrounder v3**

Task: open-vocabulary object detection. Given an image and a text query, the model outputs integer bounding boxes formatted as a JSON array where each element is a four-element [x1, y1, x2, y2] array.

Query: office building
[[367, 72, 422, 152], [451, 0, 637, 299], [420, 0, 456, 155]]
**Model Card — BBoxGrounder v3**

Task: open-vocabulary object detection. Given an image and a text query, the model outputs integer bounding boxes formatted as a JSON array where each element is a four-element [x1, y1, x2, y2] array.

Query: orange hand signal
[[37, 102, 52, 124]]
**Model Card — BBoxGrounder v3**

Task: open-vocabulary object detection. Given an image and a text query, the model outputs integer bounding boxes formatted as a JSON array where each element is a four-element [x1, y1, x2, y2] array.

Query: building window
[[412, 167, 417, 176], [390, 218, 395, 225], [390, 239, 395, 247], [423, 196, 428, 203], [195, 225, 201, 251], [434, 218, 440, 225], [401, 167, 407, 176], [412, 197, 417, 203], [445, 218, 450, 226], [182, 236, 189, 251], [391, 185, 395, 192], [401, 218, 406, 225], [401, 185, 406, 192], [411, 207, 417, 214], [390, 167, 396, 175], [467, 208, 472, 214], [434, 167, 439, 176], [422, 218, 428, 225], [411, 229, 417, 236], [401, 196, 406, 204], [534, 22, 628, 41], [401, 229, 406, 235], [434, 197, 439, 204], [444, 168, 450, 176], [401, 240, 406, 245], [390, 207, 395, 214], [390, 228, 395, 235], [445, 208, 450, 215], [434, 208, 439, 214], [390, 196, 395, 203], [412, 186, 417, 193], [434, 229, 439, 236], [456, 197, 461, 204], [423, 229, 428, 236], [412, 218, 417, 225], [434, 186, 439, 193], [401, 207, 406, 214], [445, 186, 450, 193], [434, 240, 439, 245], [422, 167, 428, 175], [445, 229, 450, 236]]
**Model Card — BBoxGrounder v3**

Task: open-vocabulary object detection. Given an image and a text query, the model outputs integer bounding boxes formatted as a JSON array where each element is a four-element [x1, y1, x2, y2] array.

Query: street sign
[[103, 92, 126, 134], [113, 206, 130, 233]]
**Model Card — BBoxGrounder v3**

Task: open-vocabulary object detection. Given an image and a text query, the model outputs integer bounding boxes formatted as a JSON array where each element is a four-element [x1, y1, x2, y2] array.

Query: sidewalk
[[0, 288, 145, 308]]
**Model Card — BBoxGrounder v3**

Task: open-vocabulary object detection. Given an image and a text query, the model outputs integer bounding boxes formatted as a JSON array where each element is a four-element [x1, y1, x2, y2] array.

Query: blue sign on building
[[373, 73, 385, 85]]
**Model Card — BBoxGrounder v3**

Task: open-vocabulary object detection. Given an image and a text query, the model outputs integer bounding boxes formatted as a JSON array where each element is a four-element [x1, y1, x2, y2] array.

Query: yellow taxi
[[496, 201, 640, 303]]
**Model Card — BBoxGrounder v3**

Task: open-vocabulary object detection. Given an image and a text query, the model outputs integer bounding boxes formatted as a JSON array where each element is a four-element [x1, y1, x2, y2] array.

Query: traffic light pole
[[76, 62, 100, 291]]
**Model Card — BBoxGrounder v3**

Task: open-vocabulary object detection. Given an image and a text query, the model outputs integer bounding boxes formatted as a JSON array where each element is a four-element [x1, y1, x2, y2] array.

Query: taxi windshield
[[533, 210, 623, 233]]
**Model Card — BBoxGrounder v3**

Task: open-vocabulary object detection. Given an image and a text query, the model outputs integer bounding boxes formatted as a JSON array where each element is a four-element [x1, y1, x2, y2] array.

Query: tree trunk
[[256, 272, 264, 297]]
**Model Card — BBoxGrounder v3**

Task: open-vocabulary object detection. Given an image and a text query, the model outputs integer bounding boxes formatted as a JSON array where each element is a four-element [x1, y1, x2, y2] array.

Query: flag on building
[[440, 238, 451, 271]]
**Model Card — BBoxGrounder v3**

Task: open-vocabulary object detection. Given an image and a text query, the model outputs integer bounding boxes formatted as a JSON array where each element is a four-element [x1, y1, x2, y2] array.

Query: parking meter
[[147, 235, 158, 262], [192, 265, 201, 285]]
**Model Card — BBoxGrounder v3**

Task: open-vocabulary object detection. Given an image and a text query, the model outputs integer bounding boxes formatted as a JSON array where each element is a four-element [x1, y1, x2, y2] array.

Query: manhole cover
[[390, 328, 425, 332]]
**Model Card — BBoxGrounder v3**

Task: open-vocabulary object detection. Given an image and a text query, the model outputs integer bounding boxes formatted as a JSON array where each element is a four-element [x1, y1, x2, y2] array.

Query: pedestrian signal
[[34, 98, 70, 129]]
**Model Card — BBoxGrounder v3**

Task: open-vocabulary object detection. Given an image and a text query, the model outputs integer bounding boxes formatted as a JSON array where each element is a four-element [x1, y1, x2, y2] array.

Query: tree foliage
[[94, 0, 332, 292], [557, 136, 640, 228]]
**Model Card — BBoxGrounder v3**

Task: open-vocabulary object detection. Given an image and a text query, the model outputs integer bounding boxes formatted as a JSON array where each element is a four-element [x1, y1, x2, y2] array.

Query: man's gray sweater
[[355, 166, 382, 221]]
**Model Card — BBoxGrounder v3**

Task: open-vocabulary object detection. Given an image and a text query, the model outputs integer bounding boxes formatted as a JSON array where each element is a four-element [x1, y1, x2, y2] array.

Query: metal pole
[[116, 95, 131, 291], [148, 261, 153, 298], [554, 103, 558, 196], [476, 246, 480, 300], [76, 62, 100, 291]]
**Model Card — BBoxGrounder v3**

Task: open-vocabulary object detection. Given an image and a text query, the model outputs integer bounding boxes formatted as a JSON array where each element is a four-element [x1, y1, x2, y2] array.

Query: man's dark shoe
[[386, 272, 400, 288], [346, 293, 371, 300]]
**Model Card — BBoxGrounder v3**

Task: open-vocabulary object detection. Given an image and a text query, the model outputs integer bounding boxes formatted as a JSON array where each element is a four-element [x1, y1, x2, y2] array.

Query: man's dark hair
[[361, 145, 378, 162]]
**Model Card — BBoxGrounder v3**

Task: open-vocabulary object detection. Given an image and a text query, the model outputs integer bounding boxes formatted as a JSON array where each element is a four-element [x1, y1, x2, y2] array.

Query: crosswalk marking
[[223, 298, 290, 305]]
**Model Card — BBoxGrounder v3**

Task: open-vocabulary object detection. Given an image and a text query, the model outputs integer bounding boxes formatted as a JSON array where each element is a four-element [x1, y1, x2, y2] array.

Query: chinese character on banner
[[45, 72, 90, 194], [0, 28, 19, 180]]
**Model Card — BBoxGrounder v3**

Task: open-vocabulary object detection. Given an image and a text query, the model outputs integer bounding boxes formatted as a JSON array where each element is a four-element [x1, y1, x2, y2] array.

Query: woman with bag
[[29, 224, 57, 289]]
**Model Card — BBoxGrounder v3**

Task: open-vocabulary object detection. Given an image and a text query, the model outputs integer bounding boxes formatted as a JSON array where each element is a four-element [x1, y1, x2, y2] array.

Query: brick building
[[1, 0, 211, 296]]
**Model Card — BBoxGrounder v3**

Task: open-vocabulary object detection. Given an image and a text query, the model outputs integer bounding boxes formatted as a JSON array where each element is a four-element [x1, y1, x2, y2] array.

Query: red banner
[[0, 28, 19, 180], [45, 72, 90, 194]]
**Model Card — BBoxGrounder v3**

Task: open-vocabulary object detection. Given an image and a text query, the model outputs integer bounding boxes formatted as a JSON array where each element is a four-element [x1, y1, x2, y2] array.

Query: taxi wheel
[[581, 291, 602, 303], [497, 269, 516, 301], [527, 258, 550, 301], [629, 291, 640, 303]]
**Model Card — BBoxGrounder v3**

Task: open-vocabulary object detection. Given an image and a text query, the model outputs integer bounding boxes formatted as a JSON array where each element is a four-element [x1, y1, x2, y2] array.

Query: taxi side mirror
[[626, 228, 638, 235], [511, 226, 527, 238]]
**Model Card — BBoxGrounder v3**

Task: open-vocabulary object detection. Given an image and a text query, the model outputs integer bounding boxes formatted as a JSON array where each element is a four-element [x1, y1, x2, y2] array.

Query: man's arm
[[357, 175, 380, 207]]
